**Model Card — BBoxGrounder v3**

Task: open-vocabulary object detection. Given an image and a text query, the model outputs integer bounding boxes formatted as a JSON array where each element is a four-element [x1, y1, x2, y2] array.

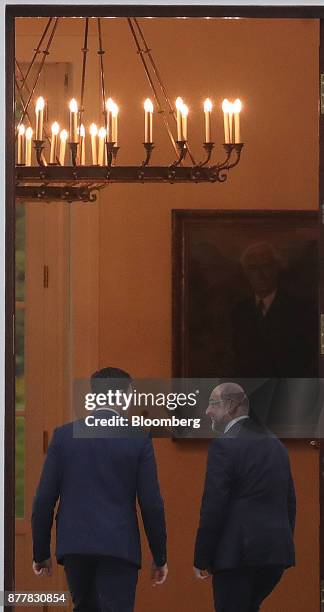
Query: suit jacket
[[231, 289, 317, 377], [32, 412, 167, 568], [194, 418, 296, 571]]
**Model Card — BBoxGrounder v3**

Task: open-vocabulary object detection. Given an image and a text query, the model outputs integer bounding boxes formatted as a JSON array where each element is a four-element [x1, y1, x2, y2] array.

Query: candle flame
[[18, 124, 25, 136], [98, 127, 107, 139], [204, 98, 213, 113], [35, 97, 45, 112], [144, 98, 154, 113], [233, 98, 242, 113], [26, 127, 33, 139], [107, 98, 119, 115], [60, 129, 68, 142], [89, 123, 98, 136], [181, 104, 189, 117], [69, 98, 78, 113], [222, 99, 233, 113], [51, 121, 60, 135], [175, 97, 184, 110], [79, 124, 86, 137]]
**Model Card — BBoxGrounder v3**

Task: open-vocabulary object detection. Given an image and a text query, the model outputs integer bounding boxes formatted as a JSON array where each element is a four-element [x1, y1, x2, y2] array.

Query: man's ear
[[126, 383, 133, 395], [121, 383, 133, 410], [228, 400, 239, 418]]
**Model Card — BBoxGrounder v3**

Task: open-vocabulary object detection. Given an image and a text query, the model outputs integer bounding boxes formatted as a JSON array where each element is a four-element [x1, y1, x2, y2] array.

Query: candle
[[98, 127, 106, 166], [89, 123, 98, 165], [229, 104, 234, 144], [106, 98, 118, 143], [17, 124, 25, 164], [144, 98, 153, 144], [59, 129, 68, 166], [204, 98, 212, 143], [175, 97, 184, 141], [35, 96, 45, 141], [181, 104, 189, 142], [222, 99, 231, 144], [233, 98, 242, 143], [79, 124, 86, 165], [112, 102, 119, 145], [69, 98, 78, 143], [25, 127, 33, 166], [106, 98, 113, 142], [50, 121, 60, 164]]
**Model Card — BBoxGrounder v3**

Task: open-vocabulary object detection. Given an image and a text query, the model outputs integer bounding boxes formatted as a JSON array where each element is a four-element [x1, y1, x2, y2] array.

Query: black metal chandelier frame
[[15, 16, 244, 203]]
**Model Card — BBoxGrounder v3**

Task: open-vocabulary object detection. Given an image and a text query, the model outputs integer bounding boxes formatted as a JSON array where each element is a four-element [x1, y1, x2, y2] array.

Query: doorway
[[6, 7, 324, 612]]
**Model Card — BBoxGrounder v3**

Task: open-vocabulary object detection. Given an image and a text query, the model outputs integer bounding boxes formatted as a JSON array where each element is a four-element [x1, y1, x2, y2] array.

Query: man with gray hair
[[193, 382, 296, 612]]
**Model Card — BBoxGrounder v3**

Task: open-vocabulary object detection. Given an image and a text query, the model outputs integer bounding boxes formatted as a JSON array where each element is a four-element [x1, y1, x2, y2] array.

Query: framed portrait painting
[[172, 210, 319, 381]]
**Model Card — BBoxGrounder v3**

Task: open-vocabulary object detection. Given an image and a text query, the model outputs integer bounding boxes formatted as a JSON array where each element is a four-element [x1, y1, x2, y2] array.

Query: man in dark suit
[[194, 382, 296, 612], [232, 241, 317, 377], [32, 367, 168, 611]]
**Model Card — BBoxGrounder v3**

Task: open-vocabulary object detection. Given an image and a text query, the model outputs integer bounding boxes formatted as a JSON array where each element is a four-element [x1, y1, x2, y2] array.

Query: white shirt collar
[[95, 407, 120, 417], [224, 415, 249, 434], [255, 289, 277, 315]]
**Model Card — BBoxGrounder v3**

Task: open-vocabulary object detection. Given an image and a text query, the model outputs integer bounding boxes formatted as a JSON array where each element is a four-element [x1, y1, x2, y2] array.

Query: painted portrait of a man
[[173, 210, 318, 379]]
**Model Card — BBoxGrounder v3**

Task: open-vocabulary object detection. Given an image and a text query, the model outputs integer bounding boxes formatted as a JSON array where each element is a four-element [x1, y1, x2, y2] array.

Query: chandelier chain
[[15, 61, 53, 157], [97, 18, 108, 133], [17, 17, 59, 132], [79, 17, 89, 129], [127, 18, 179, 159], [19, 18, 53, 94], [133, 18, 173, 115], [129, 18, 196, 166]]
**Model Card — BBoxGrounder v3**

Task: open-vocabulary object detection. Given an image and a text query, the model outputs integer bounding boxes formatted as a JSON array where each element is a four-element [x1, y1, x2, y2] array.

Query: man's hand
[[32, 558, 52, 577], [193, 566, 212, 580], [151, 561, 168, 586]]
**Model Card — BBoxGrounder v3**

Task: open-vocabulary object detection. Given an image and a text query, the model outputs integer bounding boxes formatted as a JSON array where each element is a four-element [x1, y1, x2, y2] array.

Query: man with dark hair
[[194, 382, 296, 612], [32, 367, 168, 611], [90, 366, 132, 394]]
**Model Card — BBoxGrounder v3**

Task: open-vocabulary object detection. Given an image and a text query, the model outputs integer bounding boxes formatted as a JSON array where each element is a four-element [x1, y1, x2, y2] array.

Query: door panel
[[15, 202, 70, 611]]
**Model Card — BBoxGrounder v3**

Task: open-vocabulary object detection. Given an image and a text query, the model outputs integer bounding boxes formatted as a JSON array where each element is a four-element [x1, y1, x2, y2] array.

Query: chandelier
[[15, 17, 244, 203]]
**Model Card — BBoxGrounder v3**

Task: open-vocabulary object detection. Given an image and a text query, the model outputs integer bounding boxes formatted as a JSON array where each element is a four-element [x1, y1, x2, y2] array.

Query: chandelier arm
[[17, 17, 59, 132], [212, 144, 234, 171], [213, 143, 244, 172], [79, 18, 89, 130], [127, 18, 179, 159], [225, 144, 244, 170], [97, 18, 108, 133], [141, 143, 154, 167], [196, 143, 215, 168], [172, 142, 188, 168], [18, 18, 53, 93], [130, 18, 196, 166]]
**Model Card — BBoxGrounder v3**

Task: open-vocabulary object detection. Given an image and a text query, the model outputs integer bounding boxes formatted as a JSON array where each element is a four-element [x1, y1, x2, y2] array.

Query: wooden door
[[14, 60, 73, 610], [15, 201, 71, 611]]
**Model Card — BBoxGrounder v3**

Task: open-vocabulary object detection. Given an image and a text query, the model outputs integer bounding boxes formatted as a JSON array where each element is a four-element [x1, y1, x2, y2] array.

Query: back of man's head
[[90, 367, 132, 395], [218, 382, 250, 416]]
